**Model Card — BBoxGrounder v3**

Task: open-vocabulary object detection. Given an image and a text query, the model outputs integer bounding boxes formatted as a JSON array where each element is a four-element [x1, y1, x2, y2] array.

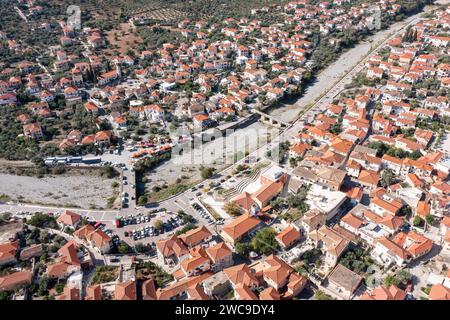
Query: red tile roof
[[115, 281, 137, 300], [360, 285, 406, 300], [85, 284, 102, 300], [56, 210, 81, 226], [428, 284, 450, 300], [276, 226, 301, 248], [222, 214, 261, 241], [0, 271, 32, 291]]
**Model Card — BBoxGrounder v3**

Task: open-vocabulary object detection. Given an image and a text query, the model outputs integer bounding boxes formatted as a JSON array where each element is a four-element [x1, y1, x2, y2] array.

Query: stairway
[[223, 166, 265, 201]]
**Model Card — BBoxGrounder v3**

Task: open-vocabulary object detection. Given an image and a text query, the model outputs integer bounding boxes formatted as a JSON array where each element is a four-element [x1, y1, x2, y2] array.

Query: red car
[[94, 221, 103, 229]]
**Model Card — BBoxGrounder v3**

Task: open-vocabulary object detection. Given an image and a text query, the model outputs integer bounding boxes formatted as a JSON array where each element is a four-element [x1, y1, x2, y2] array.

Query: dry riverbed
[[144, 121, 274, 186], [0, 169, 120, 210]]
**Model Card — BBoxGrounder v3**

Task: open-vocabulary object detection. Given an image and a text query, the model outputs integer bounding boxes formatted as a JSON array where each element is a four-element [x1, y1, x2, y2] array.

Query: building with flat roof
[[327, 264, 363, 299], [306, 184, 347, 220]]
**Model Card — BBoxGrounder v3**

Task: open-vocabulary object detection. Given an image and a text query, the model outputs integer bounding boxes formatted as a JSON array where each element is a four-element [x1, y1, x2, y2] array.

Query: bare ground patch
[[105, 22, 143, 57], [0, 170, 119, 210]]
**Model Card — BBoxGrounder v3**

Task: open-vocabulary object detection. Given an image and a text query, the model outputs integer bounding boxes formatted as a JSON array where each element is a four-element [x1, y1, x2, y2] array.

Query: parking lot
[[120, 210, 185, 240], [190, 200, 224, 226], [109, 210, 185, 245]]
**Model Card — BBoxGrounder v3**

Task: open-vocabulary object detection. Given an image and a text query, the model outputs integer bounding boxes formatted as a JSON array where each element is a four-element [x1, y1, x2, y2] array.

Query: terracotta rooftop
[[115, 280, 137, 300], [222, 214, 261, 241]]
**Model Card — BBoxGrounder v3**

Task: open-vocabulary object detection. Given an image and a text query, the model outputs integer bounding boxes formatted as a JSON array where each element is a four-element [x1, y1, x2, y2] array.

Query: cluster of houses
[[112, 5, 450, 300], [0, 0, 417, 156], [0, 0, 449, 301], [151, 223, 309, 300], [0, 210, 114, 298]]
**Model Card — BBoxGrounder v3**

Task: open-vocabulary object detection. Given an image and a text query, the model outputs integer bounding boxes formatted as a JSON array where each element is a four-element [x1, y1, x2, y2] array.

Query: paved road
[[0, 4, 439, 248], [0, 203, 117, 221], [406, 244, 444, 299]]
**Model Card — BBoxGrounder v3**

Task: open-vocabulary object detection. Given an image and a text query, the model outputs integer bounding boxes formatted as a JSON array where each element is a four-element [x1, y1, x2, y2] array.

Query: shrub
[[200, 166, 215, 179]]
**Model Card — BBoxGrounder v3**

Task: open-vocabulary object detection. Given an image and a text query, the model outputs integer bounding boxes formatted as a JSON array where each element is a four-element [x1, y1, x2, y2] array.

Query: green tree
[[200, 166, 216, 179], [329, 123, 342, 135], [339, 248, 372, 274], [399, 205, 412, 218], [381, 170, 395, 187], [101, 165, 118, 179], [176, 223, 197, 236], [368, 141, 389, 157], [235, 242, 251, 257], [0, 291, 10, 300], [36, 277, 50, 296], [28, 212, 58, 229], [135, 242, 152, 254], [289, 157, 299, 168], [224, 201, 242, 216], [396, 270, 412, 287], [138, 195, 148, 206], [384, 270, 412, 289], [250, 228, 278, 255], [413, 215, 422, 227], [410, 150, 422, 160], [181, 214, 194, 224], [154, 219, 164, 231], [315, 290, 333, 300], [425, 215, 435, 226], [287, 185, 310, 213], [270, 197, 285, 210], [55, 283, 65, 294], [117, 241, 133, 254]]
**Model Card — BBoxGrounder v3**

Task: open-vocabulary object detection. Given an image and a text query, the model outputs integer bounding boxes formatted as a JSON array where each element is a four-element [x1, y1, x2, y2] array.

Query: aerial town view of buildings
[[0, 0, 450, 302]]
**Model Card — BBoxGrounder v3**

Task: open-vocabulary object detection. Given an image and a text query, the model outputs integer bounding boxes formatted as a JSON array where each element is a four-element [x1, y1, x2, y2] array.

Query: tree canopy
[[250, 227, 278, 255]]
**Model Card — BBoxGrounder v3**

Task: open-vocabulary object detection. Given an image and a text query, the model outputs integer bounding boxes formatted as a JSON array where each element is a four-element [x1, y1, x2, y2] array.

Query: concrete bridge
[[251, 109, 290, 128]]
